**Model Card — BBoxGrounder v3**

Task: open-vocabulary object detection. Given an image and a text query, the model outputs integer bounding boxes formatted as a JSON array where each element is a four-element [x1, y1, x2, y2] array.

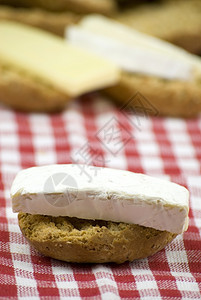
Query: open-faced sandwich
[[0, 21, 119, 112], [66, 15, 201, 117], [11, 164, 189, 263]]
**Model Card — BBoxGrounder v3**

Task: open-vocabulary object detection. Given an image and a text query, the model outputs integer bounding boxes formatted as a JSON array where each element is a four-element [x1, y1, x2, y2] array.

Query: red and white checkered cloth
[[0, 94, 201, 299]]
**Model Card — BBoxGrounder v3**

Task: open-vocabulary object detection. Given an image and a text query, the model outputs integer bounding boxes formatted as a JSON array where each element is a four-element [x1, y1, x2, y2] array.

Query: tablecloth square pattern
[[0, 94, 201, 299]]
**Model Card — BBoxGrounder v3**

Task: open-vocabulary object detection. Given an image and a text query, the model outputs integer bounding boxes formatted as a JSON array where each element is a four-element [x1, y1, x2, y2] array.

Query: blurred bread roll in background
[[0, 0, 200, 55], [115, 0, 201, 55]]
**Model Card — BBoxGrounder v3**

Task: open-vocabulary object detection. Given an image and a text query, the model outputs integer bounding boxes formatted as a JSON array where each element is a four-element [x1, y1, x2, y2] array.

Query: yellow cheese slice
[[0, 21, 120, 96]]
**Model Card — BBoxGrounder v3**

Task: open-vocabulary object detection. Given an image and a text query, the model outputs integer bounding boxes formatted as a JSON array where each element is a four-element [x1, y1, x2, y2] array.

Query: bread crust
[[115, 0, 201, 55], [18, 213, 177, 264], [0, 63, 69, 112], [0, 5, 80, 36], [0, 0, 117, 15], [104, 72, 201, 118], [0, 0, 116, 35]]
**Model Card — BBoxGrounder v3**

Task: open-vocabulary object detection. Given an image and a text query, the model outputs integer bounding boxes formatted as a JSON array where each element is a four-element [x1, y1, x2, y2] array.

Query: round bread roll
[[0, 5, 81, 36], [105, 71, 201, 118], [0, 0, 117, 15], [18, 213, 177, 263], [0, 63, 69, 112]]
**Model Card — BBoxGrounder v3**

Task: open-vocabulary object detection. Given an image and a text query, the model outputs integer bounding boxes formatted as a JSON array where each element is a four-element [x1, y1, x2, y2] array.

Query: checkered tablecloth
[[0, 93, 201, 299]]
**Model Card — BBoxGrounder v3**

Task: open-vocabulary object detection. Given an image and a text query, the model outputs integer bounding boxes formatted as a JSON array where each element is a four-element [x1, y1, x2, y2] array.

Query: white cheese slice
[[0, 21, 120, 97], [11, 164, 189, 234], [66, 15, 201, 80]]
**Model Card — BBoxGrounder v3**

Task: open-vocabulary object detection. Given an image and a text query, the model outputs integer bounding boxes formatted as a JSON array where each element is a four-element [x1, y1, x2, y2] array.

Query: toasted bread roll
[[18, 213, 177, 264], [115, 0, 201, 55], [0, 5, 80, 36], [0, 0, 117, 15], [105, 72, 201, 118], [0, 62, 69, 112]]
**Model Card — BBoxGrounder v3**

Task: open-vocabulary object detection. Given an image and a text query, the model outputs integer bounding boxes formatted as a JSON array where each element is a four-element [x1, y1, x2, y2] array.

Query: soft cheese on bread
[[0, 21, 120, 97], [65, 15, 201, 117], [11, 164, 189, 234], [66, 15, 201, 81]]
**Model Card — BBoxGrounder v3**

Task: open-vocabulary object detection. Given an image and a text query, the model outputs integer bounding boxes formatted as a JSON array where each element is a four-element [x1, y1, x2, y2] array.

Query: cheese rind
[[0, 21, 120, 96], [11, 164, 189, 234]]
